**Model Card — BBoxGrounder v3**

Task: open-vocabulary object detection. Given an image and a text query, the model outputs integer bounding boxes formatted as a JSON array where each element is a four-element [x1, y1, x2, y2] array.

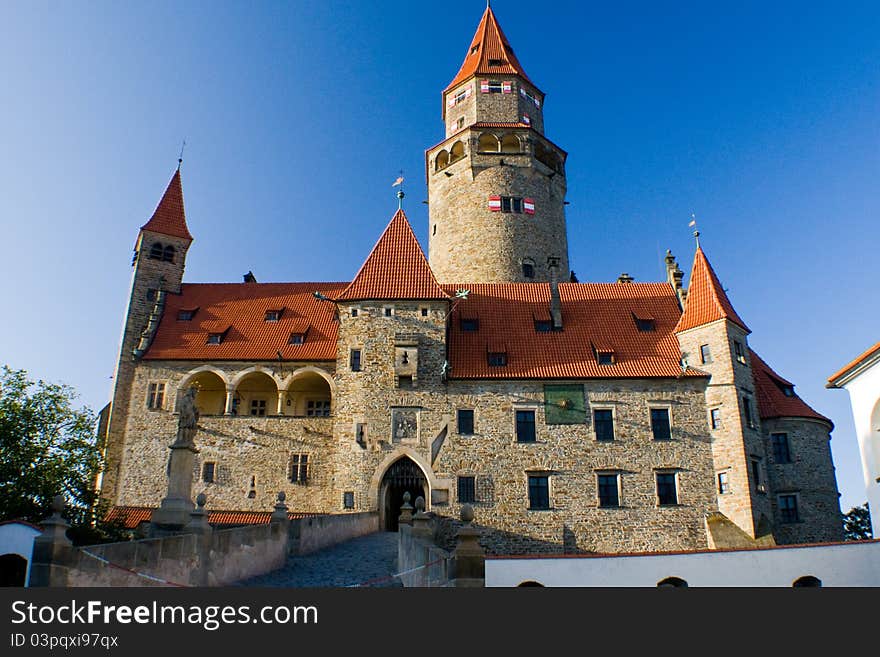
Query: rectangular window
[[350, 308, 358, 317], [523, 263, 536, 279], [350, 349, 362, 372], [593, 409, 614, 442], [771, 433, 791, 463], [597, 351, 614, 365], [751, 458, 765, 493], [516, 410, 536, 443], [288, 332, 306, 345], [460, 318, 479, 331], [147, 382, 166, 410], [734, 340, 746, 364], [710, 408, 722, 430], [656, 472, 678, 505], [458, 476, 476, 503], [700, 344, 712, 364], [456, 117, 465, 130], [779, 494, 800, 523], [421, 307, 429, 317], [177, 309, 196, 321], [487, 80, 502, 93], [498, 196, 524, 214], [383, 307, 393, 317], [289, 454, 309, 484], [651, 408, 671, 441], [457, 409, 474, 435], [202, 462, 215, 484], [718, 471, 730, 494], [534, 319, 551, 332], [743, 396, 756, 429], [528, 475, 550, 510], [343, 491, 355, 509], [250, 399, 267, 416], [487, 352, 507, 366], [207, 332, 224, 344], [306, 400, 331, 417], [355, 423, 366, 448], [597, 474, 620, 508]]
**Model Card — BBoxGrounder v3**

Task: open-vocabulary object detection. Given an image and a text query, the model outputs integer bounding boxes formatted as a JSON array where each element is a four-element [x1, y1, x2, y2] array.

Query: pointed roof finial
[[177, 138, 186, 171], [689, 213, 700, 248], [393, 171, 405, 210]]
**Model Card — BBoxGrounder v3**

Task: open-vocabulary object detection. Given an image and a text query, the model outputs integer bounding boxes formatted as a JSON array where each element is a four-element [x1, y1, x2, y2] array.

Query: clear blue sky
[[1, 1, 877, 511]]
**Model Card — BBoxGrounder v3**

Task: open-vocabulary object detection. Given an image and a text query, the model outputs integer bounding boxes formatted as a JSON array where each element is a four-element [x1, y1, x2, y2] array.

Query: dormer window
[[461, 318, 479, 332], [488, 58, 505, 67], [771, 376, 795, 397], [207, 330, 227, 345], [488, 352, 507, 367], [288, 332, 306, 345], [265, 309, 283, 322], [596, 350, 615, 366], [470, 45, 479, 55], [177, 309, 197, 321], [534, 320, 552, 333], [633, 313, 656, 332]]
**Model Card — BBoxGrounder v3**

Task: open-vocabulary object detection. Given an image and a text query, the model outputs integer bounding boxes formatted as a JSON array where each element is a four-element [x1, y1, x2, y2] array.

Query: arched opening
[[501, 133, 520, 153], [449, 141, 465, 163], [517, 580, 544, 587], [478, 133, 500, 153], [287, 370, 332, 417], [435, 150, 449, 171], [792, 575, 822, 588], [521, 258, 536, 279], [184, 371, 227, 416], [380, 457, 427, 531], [0, 554, 28, 587], [235, 371, 279, 417], [148, 242, 164, 260], [657, 576, 688, 588], [162, 245, 175, 263]]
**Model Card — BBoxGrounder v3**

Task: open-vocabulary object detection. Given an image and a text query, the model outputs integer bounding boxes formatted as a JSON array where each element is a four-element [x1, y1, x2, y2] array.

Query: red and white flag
[[523, 198, 535, 214], [488, 195, 501, 211]]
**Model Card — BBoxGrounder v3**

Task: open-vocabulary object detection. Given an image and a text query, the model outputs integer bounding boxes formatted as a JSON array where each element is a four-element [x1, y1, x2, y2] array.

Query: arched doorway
[[0, 554, 28, 587], [380, 457, 427, 531]]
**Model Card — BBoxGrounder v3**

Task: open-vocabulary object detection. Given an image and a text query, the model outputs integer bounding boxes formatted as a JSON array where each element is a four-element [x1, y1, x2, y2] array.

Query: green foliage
[[843, 503, 872, 541], [0, 366, 129, 544]]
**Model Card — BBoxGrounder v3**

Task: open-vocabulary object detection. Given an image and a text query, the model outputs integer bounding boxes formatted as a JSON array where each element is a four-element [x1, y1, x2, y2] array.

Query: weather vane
[[178, 138, 186, 170], [689, 213, 700, 248], [393, 170, 405, 209]]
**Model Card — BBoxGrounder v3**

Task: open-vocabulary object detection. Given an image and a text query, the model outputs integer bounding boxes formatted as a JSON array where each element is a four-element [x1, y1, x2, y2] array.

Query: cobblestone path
[[238, 531, 401, 587]]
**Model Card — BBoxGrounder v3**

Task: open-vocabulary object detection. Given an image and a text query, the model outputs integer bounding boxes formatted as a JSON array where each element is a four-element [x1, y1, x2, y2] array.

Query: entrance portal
[[380, 457, 428, 531]]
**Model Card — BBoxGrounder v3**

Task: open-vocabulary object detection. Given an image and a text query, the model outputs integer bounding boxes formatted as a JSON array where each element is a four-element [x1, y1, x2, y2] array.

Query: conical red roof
[[445, 5, 536, 92], [140, 169, 192, 241], [675, 247, 749, 333], [335, 209, 449, 302]]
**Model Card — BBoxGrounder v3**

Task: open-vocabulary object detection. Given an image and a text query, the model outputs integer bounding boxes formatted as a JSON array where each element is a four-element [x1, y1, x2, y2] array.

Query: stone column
[[152, 387, 200, 533], [28, 495, 74, 587], [224, 389, 235, 415], [451, 504, 485, 587], [412, 496, 432, 540], [276, 390, 288, 416], [186, 493, 213, 587], [398, 491, 413, 527]]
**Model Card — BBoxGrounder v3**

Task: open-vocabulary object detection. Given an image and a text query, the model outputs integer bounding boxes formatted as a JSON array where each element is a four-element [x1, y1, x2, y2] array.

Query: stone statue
[[174, 387, 200, 447]]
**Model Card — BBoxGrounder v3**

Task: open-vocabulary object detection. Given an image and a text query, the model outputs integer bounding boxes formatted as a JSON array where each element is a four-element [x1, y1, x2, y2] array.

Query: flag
[[688, 218, 696, 227], [480, 79, 490, 93], [393, 177, 404, 187], [502, 81, 512, 94], [523, 198, 535, 214]]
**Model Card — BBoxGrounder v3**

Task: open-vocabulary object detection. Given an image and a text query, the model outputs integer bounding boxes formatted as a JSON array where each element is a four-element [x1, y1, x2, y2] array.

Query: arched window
[[149, 243, 164, 260], [435, 150, 450, 171], [449, 141, 465, 163], [521, 258, 536, 279], [501, 133, 520, 153], [517, 580, 544, 587], [478, 133, 500, 153], [792, 575, 822, 588], [162, 245, 175, 263], [657, 576, 688, 587]]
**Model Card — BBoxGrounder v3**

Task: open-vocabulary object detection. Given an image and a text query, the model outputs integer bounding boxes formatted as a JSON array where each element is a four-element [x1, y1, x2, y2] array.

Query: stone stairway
[[237, 531, 402, 587]]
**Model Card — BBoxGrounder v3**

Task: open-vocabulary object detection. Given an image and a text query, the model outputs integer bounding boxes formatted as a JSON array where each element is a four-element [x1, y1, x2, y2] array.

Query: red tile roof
[[335, 209, 449, 302], [140, 169, 193, 241], [106, 506, 320, 529], [827, 341, 880, 387], [750, 349, 831, 425], [143, 282, 346, 361], [444, 282, 705, 379], [445, 6, 537, 93], [675, 247, 749, 334]]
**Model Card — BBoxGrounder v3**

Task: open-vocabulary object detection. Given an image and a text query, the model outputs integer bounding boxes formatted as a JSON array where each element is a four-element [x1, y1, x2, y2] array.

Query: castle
[[101, 6, 842, 554]]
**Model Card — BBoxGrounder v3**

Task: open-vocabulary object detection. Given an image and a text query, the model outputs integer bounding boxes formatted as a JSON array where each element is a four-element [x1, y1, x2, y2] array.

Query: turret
[[426, 5, 569, 283]]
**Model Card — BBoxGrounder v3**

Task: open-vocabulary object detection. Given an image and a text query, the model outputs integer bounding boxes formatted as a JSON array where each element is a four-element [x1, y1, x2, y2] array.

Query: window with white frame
[[147, 382, 166, 410]]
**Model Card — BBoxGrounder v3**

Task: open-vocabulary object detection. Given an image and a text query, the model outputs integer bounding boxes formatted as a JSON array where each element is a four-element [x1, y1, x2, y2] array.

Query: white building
[[828, 341, 880, 536], [0, 520, 41, 587]]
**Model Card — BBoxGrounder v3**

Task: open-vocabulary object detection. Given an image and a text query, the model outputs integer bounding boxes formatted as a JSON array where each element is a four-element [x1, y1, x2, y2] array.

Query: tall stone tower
[[102, 168, 192, 503], [426, 5, 569, 283]]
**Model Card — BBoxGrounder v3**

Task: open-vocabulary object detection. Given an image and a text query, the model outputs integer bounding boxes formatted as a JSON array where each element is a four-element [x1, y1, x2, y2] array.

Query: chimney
[[664, 250, 686, 307], [547, 256, 563, 330], [243, 271, 257, 283], [616, 273, 634, 283]]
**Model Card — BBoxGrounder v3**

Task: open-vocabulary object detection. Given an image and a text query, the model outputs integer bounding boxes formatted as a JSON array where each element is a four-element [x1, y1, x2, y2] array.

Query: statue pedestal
[[151, 442, 199, 533]]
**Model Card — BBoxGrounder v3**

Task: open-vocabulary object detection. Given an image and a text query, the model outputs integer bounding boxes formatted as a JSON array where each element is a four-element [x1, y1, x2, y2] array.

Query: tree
[[843, 503, 872, 541], [0, 366, 127, 543]]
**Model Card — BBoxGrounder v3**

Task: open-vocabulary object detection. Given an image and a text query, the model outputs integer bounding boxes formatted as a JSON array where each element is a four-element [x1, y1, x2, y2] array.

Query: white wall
[[486, 540, 880, 587], [841, 358, 880, 536], [0, 522, 41, 585]]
